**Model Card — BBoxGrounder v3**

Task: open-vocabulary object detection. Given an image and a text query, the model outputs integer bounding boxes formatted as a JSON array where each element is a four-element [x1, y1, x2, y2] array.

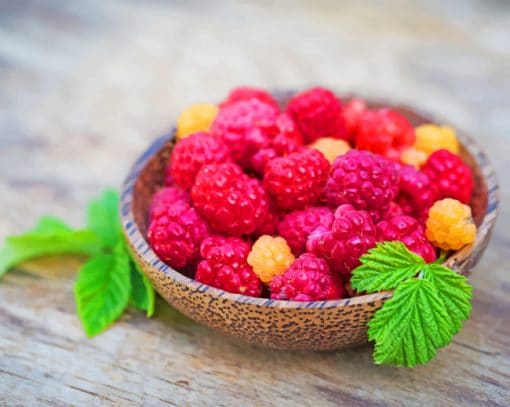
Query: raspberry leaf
[[74, 240, 131, 337], [422, 264, 472, 335], [0, 217, 103, 280], [351, 241, 426, 293], [369, 278, 452, 367], [87, 189, 121, 249], [28, 216, 71, 233], [129, 260, 155, 317]]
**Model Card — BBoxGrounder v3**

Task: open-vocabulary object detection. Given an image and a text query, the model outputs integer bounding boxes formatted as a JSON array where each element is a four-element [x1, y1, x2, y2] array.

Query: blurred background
[[0, 0, 508, 235]]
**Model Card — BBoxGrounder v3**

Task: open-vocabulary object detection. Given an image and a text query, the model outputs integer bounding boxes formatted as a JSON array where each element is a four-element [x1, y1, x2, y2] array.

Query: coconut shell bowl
[[120, 93, 499, 351]]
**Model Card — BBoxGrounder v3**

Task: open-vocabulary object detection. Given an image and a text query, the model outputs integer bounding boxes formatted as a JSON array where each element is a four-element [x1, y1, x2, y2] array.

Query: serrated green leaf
[[0, 219, 103, 280], [368, 278, 453, 367], [129, 260, 155, 317], [351, 241, 426, 293], [423, 264, 472, 335], [74, 241, 131, 337], [87, 189, 121, 249]]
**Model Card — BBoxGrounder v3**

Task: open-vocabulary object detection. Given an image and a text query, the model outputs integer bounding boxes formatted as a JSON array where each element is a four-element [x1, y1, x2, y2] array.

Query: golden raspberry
[[426, 198, 476, 250], [177, 103, 218, 140], [414, 124, 459, 157], [309, 137, 350, 163], [400, 147, 428, 168], [247, 235, 295, 283]]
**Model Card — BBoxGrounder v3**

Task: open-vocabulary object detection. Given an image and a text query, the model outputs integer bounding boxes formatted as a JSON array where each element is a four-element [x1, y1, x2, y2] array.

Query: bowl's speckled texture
[[121, 95, 499, 351]]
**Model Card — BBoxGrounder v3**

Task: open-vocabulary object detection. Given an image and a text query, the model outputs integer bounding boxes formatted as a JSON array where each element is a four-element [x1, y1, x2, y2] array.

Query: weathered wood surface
[[0, 1, 509, 406]]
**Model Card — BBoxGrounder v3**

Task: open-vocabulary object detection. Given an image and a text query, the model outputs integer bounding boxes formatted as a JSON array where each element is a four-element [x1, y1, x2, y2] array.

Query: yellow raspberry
[[247, 235, 295, 283], [414, 124, 459, 157], [176, 103, 218, 140], [309, 137, 351, 163], [400, 147, 428, 169], [426, 198, 477, 250]]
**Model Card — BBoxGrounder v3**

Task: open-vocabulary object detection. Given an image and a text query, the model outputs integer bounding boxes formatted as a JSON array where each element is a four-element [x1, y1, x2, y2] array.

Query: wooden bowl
[[121, 94, 499, 351]]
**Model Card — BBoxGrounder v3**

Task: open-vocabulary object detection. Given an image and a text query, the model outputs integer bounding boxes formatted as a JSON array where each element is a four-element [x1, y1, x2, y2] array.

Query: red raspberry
[[383, 201, 404, 220], [325, 150, 399, 221], [377, 215, 436, 263], [168, 132, 231, 189], [395, 164, 437, 222], [275, 112, 302, 143], [343, 98, 367, 138], [287, 87, 347, 143], [269, 253, 345, 301], [306, 204, 377, 277], [263, 148, 330, 211], [147, 200, 209, 269], [250, 148, 278, 175], [355, 108, 415, 160], [423, 149, 473, 204], [196, 236, 262, 297], [149, 186, 189, 221], [220, 86, 279, 111], [191, 163, 269, 236], [278, 206, 334, 255], [253, 201, 280, 237], [211, 98, 278, 166], [250, 113, 303, 174]]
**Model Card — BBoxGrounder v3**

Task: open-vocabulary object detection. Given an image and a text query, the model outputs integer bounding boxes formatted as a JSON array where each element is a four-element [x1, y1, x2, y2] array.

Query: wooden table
[[1, 1, 509, 405]]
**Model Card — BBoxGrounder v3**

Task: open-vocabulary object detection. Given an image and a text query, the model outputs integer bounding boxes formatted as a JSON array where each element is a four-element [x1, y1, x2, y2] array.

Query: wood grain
[[0, 0, 509, 405]]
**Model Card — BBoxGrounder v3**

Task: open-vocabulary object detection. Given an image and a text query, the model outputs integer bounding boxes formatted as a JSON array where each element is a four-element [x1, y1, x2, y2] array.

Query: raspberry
[[147, 200, 209, 269], [263, 148, 330, 211], [269, 253, 344, 301], [307, 204, 377, 276], [191, 163, 269, 236], [423, 149, 473, 204], [196, 236, 262, 297], [220, 86, 279, 111], [278, 206, 334, 255], [253, 201, 280, 237], [211, 98, 278, 166], [343, 98, 367, 137], [177, 103, 218, 140], [275, 112, 302, 143], [400, 147, 428, 169], [414, 124, 459, 157], [250, 113, 303, 174], [149, 186, 189, 221], [309, 137, 351, 164], [355, 108, 415, 159], [325, 150, 399, 221], [426, 198, 477, 250], [395, 164, 437, 222], [247, 235, 295, 283], [383, 201, 404, 220], [168, 132, 231, 189], [377, 215, 436, 263], [287, 87, 347, 143]]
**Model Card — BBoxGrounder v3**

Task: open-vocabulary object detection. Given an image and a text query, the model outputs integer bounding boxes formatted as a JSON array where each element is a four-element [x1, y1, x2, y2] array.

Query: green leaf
[[0, 218, 103, 280], [87, 189, 121, 248], [351, 241, 426, 293], [129, 260, 155, 317], [368, 278, 453, 367], [422, 264, 472, 335], [28, 216, 72, 233], [74, 240, 131, 337]]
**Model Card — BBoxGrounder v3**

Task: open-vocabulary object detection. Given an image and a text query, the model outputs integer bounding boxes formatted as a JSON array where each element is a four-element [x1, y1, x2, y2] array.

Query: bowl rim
[[120, 97, 500, 310]]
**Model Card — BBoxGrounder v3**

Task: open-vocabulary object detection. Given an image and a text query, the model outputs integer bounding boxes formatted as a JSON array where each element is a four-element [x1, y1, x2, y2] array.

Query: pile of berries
[[148, 87, 477, 301]]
